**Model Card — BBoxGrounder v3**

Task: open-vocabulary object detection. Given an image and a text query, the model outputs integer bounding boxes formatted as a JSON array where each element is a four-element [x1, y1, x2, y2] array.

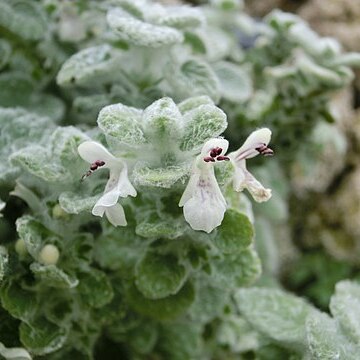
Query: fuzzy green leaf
[[305, 312, 358, 360], [10, 146, 69, 182], [0, 1, 47, 40], [107, 8, 183, 48], [0, 40, 11, 71], [212, 248, 261, 289], [214, 209, 254, 254], [213, 61, 252, 102], [180, 104, 227, 151], [0, 281, 37, 321], [97, 103, 146, 146], [142, 97, 183, 144], [154, 7, 204, 29], [77, 269, 114, 308], [57, 45, 122, 87], [236, 287, 317, 350], [0, 246, 8, 283], [330, 281, 360, 345], [178, 95, 214, 114], [188, 281, 228, 323], [49, 127, 89, 168], [127, 321, 158, 355], [30, 263, 79, 289], [135, 252, 188, 299], [127, 281, 195, 321], [135, 212, 186, 239], [157, 322, 202, 360], [166, 59, 220, 102], [58, 192, 99, 215], [133, 162, 190, 188], [16, 216, 46, 259], [19, 317, 68, 356]]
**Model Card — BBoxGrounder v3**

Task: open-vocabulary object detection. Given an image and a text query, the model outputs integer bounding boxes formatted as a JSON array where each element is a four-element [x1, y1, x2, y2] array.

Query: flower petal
[[232, 128, 272, 161], [200, 138, 229, 157], [181, 167, 226, 233], [179, 170, 199, 207], [106, 203, 127, 227], [78, 141, 119, 167], [245, 171, 272, 202]]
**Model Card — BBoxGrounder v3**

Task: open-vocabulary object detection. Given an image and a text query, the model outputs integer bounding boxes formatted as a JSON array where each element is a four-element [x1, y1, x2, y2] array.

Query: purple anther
[[204, 156, 216, 162], [256, 144, 274, 157], [90, 164, 98, 171], [210, 147, 222, 158], [95, 160, 105, 167], [217, 156, 230, 161]]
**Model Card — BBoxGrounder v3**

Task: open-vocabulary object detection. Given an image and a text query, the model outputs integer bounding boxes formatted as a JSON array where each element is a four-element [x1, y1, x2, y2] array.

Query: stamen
[[81, 160, 106, 182], [204, 156, 216, 162], [95, 160, 105, 167], [210, 147, 222, 158], [217, 156, 230, 161], [256, 144, 274, 157]]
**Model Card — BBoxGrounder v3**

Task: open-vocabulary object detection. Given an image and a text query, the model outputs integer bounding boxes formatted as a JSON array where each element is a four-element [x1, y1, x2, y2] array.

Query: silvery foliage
[[1, 0, 360, 358]]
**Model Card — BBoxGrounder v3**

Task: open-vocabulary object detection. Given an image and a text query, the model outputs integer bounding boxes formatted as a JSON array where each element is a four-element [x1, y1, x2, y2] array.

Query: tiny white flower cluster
[[78, 128, 273, 233]]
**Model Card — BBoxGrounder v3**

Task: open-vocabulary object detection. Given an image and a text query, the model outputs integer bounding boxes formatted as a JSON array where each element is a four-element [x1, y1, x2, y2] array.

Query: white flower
[[78, 141, 136, 226], [228, 128, 273, 202], [179, 138, 229, 233]]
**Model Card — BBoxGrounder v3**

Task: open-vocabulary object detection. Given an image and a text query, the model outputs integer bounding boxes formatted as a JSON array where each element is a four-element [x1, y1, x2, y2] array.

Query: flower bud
[[39, 244, 60, 265], [15, 239, 27, 257]]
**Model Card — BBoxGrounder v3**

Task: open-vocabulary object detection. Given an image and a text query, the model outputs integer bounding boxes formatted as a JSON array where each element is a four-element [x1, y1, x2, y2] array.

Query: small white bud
[[39, 244, 60, 265], [15, 239, 27, 256], [52, 204, 68, 219]]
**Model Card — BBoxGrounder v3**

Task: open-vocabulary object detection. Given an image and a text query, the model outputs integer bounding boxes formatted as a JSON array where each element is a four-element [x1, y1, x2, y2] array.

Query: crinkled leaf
[[77, 269, 114, 308], [177, 95, 214, 114], [30, 263, 79, 289], [212, 248, 261, 289], [19, 317, 68, 356], [214, 209, 253, 254], [0, 72, 33, 108], [0, 1, 47, 40], [97, 103, 146, 146], [10, 146, 69, 182], [0, 281, 37, 321], [57, 45, 122, 87], [305, 312, 358, 360], [0, 246, 8, 282], [127, 321, 158, 355], [135, 252, 188, 299], [236, 287, 317, 350], [0, 108, 53, 181], [166, 59, 220, 102], [142, 97, 183, 143], [154, 7, 204, 29], [127, 281, 195, 321], [213, 61, 252, 102], [16, 216, 46, 259], [133, 162, 190, 188], [180, 104, 227, 151], [136, 212, 186, 239], [94, 228, 146, 274], [107, 8, 183, 48], [0, 40, 11, 70], [330, 280, 360, 345], [188, 281, 228, 323], [157, 322, 202, 360], [59, 192, 99, 215], [49, 127, 89, 168]]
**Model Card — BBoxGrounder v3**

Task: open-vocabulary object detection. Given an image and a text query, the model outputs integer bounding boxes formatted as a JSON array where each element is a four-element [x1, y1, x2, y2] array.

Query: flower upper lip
[[78, 141, 136, 227]]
